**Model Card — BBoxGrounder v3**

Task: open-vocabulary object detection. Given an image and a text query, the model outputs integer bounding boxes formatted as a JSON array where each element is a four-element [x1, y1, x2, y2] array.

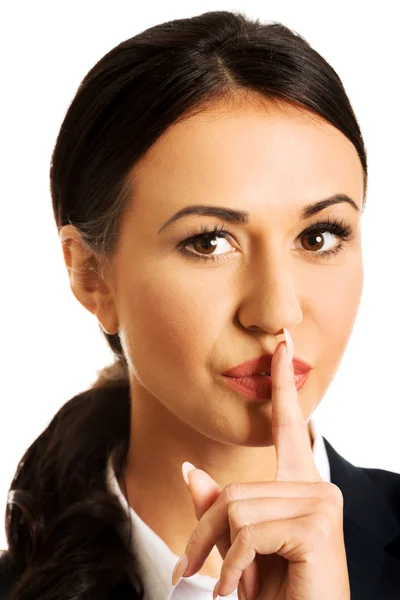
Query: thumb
[[182, 462, 232, 561], [182, 462, 221, 520], [182, 462, 260, 599]]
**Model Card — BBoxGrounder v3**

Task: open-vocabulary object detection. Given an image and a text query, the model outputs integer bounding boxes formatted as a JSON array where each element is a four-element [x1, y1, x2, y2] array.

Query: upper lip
[[223, 352, 312, 377]]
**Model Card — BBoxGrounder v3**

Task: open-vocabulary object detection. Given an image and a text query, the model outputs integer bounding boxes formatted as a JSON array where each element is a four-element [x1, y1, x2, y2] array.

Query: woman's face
[[106, 99, 364, 447]]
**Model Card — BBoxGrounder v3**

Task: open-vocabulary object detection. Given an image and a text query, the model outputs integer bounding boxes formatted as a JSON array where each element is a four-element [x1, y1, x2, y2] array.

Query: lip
[[222, 371, 311, 401], [222, 352, 312, 378]]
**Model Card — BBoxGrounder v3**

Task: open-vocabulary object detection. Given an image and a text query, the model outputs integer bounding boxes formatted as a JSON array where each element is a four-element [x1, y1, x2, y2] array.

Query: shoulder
[[324, 436, 400, 517], [323, 436, 400, 598], [0, 551, 18, 600], [360, 465, 400, 519], [323, 435, 400, 518]]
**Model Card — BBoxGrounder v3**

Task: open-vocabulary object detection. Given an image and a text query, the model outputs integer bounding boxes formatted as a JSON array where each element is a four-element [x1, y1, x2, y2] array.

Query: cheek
[[118, 270, 227, 381], [313, 259, 363, 380], [324, 263, 363, 339], [299, 259, 363, 419]]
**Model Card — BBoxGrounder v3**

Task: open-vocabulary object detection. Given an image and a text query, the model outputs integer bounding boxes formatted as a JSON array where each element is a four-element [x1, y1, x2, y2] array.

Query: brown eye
[[188, 230, 234, 257], [177, 218, 353, 263], [192, 236, 218, 255], [301, 231, 328, 252]]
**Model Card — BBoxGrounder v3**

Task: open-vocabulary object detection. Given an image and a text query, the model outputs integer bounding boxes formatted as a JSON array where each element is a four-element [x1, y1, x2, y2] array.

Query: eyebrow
[[157, 194, 361, 234]]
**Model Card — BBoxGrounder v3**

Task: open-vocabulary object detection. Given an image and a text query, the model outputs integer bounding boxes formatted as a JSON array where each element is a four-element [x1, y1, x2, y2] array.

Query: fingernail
[[182, 461, 196, 485], [172, 553, 189, 586], [213, 579, 221, 600], [283, 326, 294, 363]]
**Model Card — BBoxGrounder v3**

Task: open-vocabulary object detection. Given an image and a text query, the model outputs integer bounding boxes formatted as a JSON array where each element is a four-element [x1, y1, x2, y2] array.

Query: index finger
[[271, 327, 322, 482]]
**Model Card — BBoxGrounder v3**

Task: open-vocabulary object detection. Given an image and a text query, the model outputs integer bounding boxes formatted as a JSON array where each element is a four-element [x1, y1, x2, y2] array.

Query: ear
[[59, 224, 119, 335]]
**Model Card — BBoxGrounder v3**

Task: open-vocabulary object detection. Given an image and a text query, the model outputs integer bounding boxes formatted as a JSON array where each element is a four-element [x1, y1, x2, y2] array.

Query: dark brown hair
[[2, 10, 367, 599]]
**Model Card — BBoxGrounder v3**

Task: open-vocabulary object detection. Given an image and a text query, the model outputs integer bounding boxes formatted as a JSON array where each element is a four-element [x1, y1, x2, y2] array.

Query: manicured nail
[[182, 461, 196, 485], [283, 327, 294, 363], [213, 579, 221, 599], [172, 553, 189, 586]]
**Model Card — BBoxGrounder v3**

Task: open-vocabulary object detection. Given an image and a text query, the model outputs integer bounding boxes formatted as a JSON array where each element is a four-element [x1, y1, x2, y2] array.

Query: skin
[[60, 97, 364, 581], [178, 341, 350, 599]]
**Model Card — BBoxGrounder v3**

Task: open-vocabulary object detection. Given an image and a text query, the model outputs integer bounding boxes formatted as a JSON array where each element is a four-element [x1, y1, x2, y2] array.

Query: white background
[[1, 1, 399, 550]]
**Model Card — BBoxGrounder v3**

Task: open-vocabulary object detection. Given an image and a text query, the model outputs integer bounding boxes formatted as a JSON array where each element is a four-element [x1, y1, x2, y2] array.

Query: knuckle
[[227, 500, 245, 527], [237, 523, 254, 545], [313, 481, 329, 495], [314, 482, 343, 505], [222, 482, 242, 504], [311, 510, 335, 540], [326, 483, 344, 506], [185, 526, 202, 552], [313, 497, 329, 513]]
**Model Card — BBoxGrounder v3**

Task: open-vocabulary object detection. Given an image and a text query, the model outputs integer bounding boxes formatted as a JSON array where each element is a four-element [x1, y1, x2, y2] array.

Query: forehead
[[129, 98, 364, 218]]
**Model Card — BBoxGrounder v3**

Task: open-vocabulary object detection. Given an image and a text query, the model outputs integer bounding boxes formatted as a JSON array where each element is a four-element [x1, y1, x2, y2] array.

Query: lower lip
[[222, 371, 311, 401]]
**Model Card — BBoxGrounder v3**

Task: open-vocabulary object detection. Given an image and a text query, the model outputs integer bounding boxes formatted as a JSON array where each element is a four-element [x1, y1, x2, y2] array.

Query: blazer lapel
[[323, 437, 400, 599]]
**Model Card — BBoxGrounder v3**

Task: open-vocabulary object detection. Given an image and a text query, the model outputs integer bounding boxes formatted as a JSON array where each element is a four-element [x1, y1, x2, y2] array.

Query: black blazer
[[0, 437, 399, 599]]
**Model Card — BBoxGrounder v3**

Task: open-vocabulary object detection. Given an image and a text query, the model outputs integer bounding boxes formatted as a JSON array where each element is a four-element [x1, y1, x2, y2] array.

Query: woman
[[1, 9, 399, 600]]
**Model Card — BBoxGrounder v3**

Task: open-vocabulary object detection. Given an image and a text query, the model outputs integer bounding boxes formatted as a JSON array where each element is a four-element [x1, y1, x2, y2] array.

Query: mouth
[[222, 352, 312, 378], [221, 370, 311, 400]]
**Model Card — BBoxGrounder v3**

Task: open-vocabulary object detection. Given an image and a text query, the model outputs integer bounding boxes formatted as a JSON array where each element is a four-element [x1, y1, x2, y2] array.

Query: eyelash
[[176, 217, 354, 264]]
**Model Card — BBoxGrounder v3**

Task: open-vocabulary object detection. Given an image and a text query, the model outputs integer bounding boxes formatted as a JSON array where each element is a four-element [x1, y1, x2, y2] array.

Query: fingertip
[[283, 327, 294, 362], [182, 461, 197, 485]]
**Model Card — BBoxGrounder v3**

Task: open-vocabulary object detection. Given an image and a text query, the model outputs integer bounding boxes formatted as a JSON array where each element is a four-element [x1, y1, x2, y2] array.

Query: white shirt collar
[[106, 418, 330, 599]]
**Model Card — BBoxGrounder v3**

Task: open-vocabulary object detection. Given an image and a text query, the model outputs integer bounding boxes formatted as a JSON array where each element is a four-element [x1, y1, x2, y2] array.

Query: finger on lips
[[273, 327, 322, 483], [173, 327, 327, 597]]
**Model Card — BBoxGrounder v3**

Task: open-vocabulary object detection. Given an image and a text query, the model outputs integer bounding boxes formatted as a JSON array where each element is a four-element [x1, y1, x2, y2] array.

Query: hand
[[173, 328, 350, 599]]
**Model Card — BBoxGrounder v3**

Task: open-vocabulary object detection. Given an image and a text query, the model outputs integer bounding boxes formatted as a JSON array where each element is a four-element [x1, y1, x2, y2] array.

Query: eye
[[176, 218, 354, 263], [177, 224, 234, 263], [299, 230, 337, 253]]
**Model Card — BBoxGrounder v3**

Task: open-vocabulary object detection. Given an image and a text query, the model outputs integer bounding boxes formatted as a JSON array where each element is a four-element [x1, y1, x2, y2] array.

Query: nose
[[236, 252, 303, 334]]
